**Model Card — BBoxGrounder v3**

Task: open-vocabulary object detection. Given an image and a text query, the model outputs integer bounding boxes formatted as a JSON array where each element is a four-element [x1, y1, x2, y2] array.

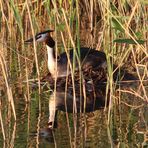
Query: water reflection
[[39, 128, 54, 143], [34, 82, 110, 146], [1, 80, 147, 147], [48, 83, 109, 128]]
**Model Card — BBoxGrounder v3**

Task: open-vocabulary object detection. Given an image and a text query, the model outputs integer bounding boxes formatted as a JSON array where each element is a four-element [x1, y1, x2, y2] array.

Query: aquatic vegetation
[[0, 0, 147, 147]]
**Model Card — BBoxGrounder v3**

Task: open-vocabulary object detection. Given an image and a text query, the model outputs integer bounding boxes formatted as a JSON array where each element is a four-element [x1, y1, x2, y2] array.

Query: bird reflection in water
[[48, 82, 109, 129]]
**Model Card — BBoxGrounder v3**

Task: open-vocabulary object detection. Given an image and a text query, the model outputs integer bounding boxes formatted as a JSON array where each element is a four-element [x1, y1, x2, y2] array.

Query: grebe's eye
[[36, 34, 41, 40]]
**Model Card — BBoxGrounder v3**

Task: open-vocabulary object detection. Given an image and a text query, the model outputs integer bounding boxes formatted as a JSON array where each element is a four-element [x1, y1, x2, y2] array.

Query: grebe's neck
[[45, 36, 57, 75], [46, 45, 56, 75]]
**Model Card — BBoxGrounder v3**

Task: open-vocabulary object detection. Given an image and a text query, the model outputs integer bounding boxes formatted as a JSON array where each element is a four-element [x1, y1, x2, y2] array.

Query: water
[[0, 81, 147, 148]]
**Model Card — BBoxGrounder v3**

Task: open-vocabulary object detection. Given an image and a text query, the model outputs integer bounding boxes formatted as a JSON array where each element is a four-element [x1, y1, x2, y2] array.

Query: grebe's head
[[25, 30, 54, 43]]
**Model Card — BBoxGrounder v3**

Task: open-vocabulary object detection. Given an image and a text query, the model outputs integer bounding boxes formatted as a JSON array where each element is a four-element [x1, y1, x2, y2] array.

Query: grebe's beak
[[24, 38, 34, 43]]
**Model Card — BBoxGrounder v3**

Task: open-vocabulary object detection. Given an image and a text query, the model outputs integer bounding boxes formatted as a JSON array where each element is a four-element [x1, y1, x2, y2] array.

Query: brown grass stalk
[[0, 101, 5, 141], [26, 1, 41, 94], [0, 54, 16, 120]]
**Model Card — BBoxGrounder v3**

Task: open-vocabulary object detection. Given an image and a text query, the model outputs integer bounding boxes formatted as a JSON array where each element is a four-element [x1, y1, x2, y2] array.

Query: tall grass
[[0, 0, 147, 146]]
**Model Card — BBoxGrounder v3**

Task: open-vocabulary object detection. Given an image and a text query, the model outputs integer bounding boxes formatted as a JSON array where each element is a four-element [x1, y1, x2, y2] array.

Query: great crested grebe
[[25, 30, 107, 78]]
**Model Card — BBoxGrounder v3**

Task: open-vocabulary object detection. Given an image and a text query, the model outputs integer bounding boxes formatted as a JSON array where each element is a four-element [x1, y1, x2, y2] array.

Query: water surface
[[0, 82, 147, 148]]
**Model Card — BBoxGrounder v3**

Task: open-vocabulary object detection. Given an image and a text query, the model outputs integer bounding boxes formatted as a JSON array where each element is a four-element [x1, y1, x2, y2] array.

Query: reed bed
[[0, 0, 147, 147]]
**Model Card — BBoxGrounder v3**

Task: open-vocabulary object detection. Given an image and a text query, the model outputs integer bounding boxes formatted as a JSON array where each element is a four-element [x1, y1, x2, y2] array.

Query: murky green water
[[0, 82, 147, 148]]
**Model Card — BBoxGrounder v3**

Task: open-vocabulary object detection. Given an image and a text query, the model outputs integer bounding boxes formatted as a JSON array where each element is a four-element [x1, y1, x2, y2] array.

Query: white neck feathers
[[46, 45, 56, 75]]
